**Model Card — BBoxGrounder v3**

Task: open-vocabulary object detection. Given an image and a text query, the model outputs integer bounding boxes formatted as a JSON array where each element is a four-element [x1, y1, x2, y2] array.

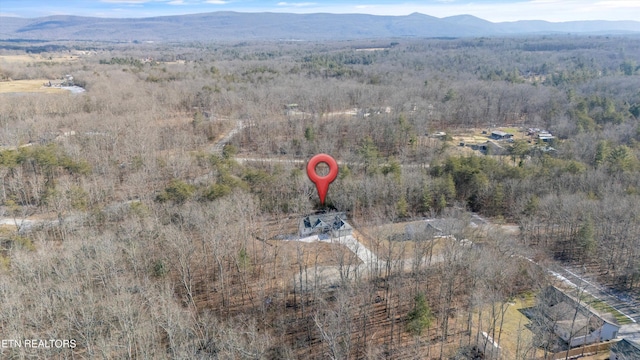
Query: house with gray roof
[[538, 286, 620, 348], [299, 212, 352, 238], [610, 339, 640, 360], [490, 130, 514, 140]]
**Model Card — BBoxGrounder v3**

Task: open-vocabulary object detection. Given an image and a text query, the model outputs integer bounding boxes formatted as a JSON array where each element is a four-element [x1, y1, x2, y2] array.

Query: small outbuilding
[[471, 140, 507, 155], [490, 131, 514, 140], [538, 133, 555, 142]]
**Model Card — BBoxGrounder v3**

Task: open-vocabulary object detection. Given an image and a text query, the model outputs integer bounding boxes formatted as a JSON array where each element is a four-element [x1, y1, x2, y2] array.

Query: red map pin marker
[[307, 154, 339, 205]]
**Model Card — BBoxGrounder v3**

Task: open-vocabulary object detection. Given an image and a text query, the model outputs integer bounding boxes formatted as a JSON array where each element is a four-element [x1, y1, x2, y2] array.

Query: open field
[[0, 79, 67, 94], [0, 54, 80, 64]]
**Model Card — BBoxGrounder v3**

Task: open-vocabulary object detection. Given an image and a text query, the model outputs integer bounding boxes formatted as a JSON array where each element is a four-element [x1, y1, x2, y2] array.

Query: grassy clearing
[[452, 127, 527, 147], [474, 294, 537, 359], [454, 134, 492, 144], [0, 54, 79, 63], [499, 127, 524, 136], [0, 54, 42, 63], [0, 80, 66, 94]]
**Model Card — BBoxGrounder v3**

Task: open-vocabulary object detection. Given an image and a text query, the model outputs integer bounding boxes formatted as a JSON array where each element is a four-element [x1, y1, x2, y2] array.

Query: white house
[[540, 286, 620, 348]]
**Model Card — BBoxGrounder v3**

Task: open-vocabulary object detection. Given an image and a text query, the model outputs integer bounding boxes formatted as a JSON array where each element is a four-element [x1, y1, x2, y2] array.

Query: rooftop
[[299, 212, 352, 237], [611, 339, 640, 359]]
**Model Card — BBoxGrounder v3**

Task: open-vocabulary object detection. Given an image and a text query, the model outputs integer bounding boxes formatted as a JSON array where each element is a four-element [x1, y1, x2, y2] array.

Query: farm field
[[0, 79, 68, 93], [0, 54, 80, 64]]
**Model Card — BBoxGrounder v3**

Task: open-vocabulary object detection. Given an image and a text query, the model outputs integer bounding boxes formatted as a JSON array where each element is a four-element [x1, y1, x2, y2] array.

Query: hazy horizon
[[1, 0, 639, 23]]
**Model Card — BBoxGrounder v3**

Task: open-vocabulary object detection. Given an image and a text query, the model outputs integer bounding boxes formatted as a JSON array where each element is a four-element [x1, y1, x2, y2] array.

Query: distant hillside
[[1, 12, 639, 41]]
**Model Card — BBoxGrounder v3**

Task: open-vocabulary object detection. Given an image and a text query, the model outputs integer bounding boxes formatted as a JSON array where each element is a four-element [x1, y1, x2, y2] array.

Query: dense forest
[[0, 35, 639, 359]]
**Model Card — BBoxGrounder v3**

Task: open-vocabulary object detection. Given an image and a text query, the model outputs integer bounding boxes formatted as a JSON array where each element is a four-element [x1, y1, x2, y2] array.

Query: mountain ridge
[[1, 12, 639, 41]]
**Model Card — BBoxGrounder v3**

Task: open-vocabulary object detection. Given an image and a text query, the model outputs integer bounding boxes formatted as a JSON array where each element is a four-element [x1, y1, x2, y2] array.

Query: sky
[[1, 0, 639, 23]]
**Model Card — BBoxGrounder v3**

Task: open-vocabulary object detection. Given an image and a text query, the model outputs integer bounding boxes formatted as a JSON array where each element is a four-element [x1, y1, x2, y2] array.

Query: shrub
[[156, 179, 195, 204], [406, 294, 433, 336]]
